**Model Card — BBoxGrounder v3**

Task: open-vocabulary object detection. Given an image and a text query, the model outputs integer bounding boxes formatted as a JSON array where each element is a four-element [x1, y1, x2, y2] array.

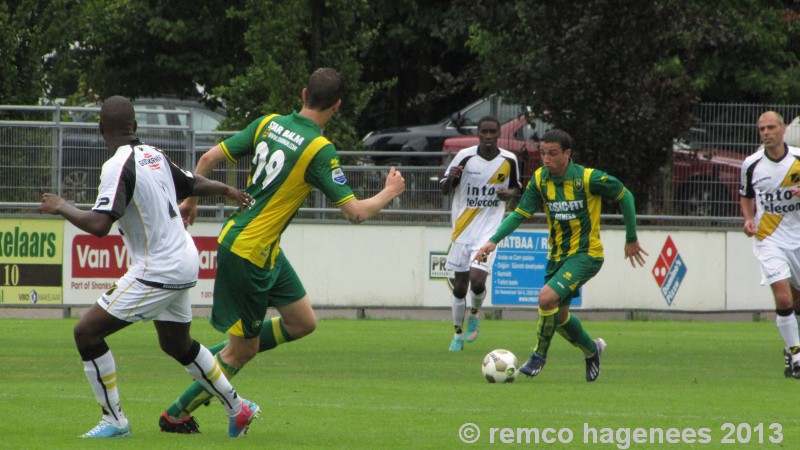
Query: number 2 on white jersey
[[251, 141, 285, 189]]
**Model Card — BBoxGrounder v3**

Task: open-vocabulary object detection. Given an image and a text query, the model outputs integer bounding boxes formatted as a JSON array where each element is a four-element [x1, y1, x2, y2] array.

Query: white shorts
[[97, 273, 194, 323], [753, 240, 800, 288], [445, 241, 494, 274]]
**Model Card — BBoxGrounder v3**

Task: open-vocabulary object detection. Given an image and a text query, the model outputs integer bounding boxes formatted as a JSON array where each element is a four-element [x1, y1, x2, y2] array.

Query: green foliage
[[0, 318, 797, 448], [461, 0, 700, 210], [356, 0, 478, 135], [70, 0, 248, 105], [0, 0, 83, 104], [7, 0, 800, 164], [216, 0, 398, 150], [686, 0, 800, 102]]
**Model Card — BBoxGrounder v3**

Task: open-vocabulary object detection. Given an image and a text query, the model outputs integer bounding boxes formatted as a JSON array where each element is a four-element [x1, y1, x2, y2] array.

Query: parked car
[[670, 141, 744, 216], [62, 97, 226, 202], [441, 118, 746, 216], [362, 94, 527, 166]]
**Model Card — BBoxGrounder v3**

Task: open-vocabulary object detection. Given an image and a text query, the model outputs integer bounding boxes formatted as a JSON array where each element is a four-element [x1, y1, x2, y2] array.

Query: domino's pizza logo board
[[652, 236, 687, 306]]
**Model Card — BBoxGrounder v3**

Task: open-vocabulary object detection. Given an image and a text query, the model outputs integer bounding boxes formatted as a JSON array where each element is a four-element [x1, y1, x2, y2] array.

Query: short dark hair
[[477, 116, 501, 130], [305, 68, 344, 110], [540, 129, 572, 151], [100, 95, 135, 133]]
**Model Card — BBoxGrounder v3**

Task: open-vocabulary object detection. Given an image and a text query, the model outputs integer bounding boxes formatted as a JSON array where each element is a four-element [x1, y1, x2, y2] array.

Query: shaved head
[[758, 110, 784, 126], [757, 110, 786, 155], [100, 95, 136, 134]]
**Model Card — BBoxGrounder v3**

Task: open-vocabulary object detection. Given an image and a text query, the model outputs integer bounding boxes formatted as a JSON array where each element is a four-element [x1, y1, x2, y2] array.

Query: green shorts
[[544, 253, 604, 306], [211, 245, 306, 338]]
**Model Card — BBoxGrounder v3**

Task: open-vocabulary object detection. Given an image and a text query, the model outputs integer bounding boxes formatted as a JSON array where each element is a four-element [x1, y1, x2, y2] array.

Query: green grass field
[[0, 317, 795, 449]]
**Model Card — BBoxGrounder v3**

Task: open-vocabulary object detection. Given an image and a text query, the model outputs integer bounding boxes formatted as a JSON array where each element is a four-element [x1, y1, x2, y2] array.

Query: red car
[[441, 117, 746, 216]]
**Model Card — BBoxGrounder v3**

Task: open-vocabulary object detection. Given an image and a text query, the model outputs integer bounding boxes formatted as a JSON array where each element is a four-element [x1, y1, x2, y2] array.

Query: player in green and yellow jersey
[[476, 129, 647, 382], [159, 68, 405, 433]]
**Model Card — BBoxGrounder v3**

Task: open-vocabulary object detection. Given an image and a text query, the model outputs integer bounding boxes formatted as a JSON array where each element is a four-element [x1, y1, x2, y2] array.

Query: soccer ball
[[481, 349, 518, 383]]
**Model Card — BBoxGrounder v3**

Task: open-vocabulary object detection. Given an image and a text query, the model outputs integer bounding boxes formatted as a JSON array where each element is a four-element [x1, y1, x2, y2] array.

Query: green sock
[[259, 316, 295, 351], [207, 341, 227, 354], [556, 313, 597, 357], [533, 307, 559, 358], [165, 317, 295, 418]]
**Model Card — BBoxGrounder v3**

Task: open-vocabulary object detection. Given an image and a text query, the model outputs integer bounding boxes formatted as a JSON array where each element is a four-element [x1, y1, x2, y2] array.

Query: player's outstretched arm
[[40, 193, 114, 237], [181, 144, 229, 225], [191, 175, 253, 210], [340, 167, 405, 224]]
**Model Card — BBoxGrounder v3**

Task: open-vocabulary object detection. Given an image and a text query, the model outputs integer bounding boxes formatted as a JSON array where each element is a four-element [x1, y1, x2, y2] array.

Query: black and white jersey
[[92, 141, 199, 285], [740, 144, 800, 247], [443, 146, 521, 244]]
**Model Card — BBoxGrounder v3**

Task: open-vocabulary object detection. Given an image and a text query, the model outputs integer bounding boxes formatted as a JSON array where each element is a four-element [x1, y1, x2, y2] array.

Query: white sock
[[470, 290, 486, 312], [183, 345, 243, 417], [452, 295, 466, 331], [83, 350, 127, 427], [777, 313, 800, 349]]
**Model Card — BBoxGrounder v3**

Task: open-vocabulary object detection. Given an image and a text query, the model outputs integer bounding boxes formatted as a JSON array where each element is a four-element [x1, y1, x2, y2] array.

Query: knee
[[222, 343, 258, 367], [73, 321, 96, 349], [289, 316, 317, 339], [538, 292, 560, 310], [775, 294, 793, 310], [776, 298, 794, 310], [471, 282, 486, 294], [160, 339, 191, 361]]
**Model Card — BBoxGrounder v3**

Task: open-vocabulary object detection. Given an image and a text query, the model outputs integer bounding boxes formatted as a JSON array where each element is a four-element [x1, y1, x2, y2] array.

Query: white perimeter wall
[[59, 221, 773, 311]]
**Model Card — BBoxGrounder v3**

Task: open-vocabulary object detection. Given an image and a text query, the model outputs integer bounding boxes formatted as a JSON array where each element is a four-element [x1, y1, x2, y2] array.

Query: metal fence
[[1, 102, 794, 227]]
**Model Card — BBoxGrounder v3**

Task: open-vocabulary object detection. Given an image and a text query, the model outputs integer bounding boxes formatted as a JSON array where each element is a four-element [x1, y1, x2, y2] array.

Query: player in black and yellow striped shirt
[[477, 129, 648, 382]]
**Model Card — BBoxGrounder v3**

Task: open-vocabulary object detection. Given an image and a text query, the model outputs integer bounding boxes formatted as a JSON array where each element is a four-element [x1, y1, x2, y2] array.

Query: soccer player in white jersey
[[441, 116, 521, 351], [740, 110, 800, 378], [40, 95, 260, 438]]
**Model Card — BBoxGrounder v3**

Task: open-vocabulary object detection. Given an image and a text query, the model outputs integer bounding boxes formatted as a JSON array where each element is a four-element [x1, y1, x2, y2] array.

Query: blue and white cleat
[[449, 334, 464, 351], [466, 314, 480, 343], [585, 338, 607, 382], [228, 399, 260, 437], [519, 352, 547, 377], [81, 420, 131, 439]]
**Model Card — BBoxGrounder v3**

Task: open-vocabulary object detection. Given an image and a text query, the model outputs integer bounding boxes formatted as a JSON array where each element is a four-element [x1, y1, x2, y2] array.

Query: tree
[[458, 0, 800, 211], [217, 0, 395, 150], [461, 0, 701, 211], [69, 0, 248, 107], [355, 0, 479, 135], [0, 0, 84, 105]]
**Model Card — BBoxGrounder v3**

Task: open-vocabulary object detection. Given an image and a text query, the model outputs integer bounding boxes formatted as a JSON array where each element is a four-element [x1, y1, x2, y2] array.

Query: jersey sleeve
[[442, 151, 468, 189], [305, 144, 355, 206], [740, 157, 757, 198], [92, 153, 135, 220], [165, 153, 196, 200], [587, 169, 627, 201], [507, 154, 522, 190], [219, 116, 269, 163], [444, 151, 466, 177]]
